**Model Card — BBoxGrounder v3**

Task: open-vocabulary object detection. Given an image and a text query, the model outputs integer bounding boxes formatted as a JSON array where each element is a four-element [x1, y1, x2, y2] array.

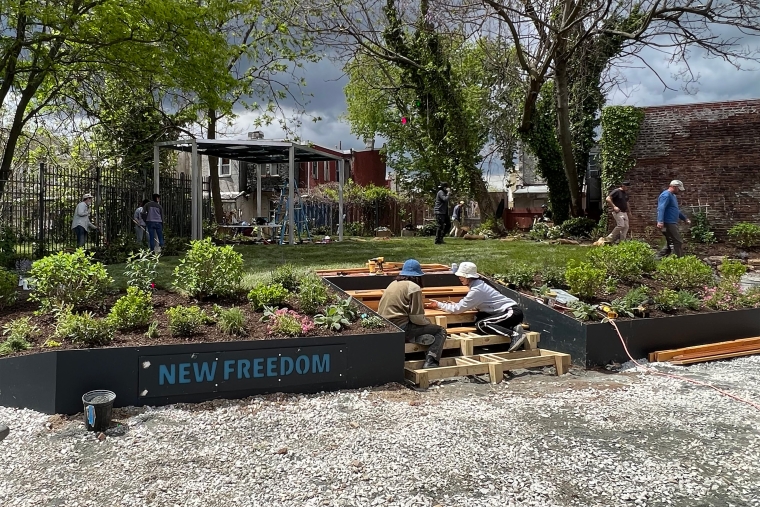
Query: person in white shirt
[[425, 261, 526, 351], [71, 193, 98, 247], [134, 199, 148, 243]]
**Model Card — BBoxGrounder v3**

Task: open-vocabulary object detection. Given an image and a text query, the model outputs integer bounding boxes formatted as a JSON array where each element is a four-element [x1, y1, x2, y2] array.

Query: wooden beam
[[648, 336, 760, 362], [669, 347, 760, 365]]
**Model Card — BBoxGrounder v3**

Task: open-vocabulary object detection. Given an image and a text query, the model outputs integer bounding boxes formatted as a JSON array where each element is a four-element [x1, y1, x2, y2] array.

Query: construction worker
[[450, 200, 465, 237], [656, 179, 690, 258], [425, 261, 526, 351], [434, 182, 451, 244], [378, 259, 446, 369]]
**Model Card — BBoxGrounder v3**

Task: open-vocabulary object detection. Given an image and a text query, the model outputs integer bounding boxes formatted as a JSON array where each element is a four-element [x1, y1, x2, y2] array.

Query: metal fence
[[0, 164, 209, 258]]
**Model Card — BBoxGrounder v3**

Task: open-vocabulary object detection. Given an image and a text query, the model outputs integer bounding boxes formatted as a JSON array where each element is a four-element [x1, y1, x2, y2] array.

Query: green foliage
[[690, 211, 717, 244], [0, 268, 18, 310], [30, 250, 113, 312], [173, 238, 243, 298], [419, 222, 438, 237], [605, 299, 634, 318], [216, 307, 247, 336], [263, 308, 314, 337], [360, 314, 386, 329], [727, 222, 760, 249], [739, 287, 760, 309], [676, 291, 701, 311], [654, 256, 714, 290], [314, 306, 352, 331], [344, 222, 368, 237], [620, 286, 650, 308], [559, 218, 598, 239], [565, 261, 607, 299], [720, 259, 747, 282], [653, 289, 681, 313], [54, 308, 114, 347], [108, 287, 154, 330], [270, 263, 302, 293], [166, 305, 209, 337], [145, 321, 160, 339], [540, 266, 566, 288], [568, 301, 599, 322], [702, 281, 742, 311], [248, 282, 289, 310], [125, 250, 159, 291], [599, 106, 645, 195], [495, 263, 535, 289], [0, 317, 39, 355], [0, 226, 18, 269], [296, 274, 330, 314], [587, 240, 656, 282]]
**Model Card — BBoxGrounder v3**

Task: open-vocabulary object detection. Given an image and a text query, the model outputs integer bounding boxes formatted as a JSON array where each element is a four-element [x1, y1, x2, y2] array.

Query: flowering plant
[[265, 308, 314, 336], [701, 282, 741, 311]]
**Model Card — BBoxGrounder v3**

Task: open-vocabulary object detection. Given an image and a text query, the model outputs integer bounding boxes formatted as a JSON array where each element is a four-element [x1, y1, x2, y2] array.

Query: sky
[[228, 36, 760, 189]]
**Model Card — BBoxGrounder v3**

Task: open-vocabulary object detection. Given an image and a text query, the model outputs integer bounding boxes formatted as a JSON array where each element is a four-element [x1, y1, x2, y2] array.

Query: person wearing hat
[[450, 200, 465, 237], [425, 261, 526, 352], [378, 259, 446, 369], [433, 182, 451, 245], [656, 180, 690, 258], [71, 193, 98, 247], [605, 181, 631, 244]]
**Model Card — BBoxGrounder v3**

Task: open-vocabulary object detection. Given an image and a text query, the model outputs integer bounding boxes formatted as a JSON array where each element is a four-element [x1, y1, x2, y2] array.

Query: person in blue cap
[[378, 259, 446, 368]]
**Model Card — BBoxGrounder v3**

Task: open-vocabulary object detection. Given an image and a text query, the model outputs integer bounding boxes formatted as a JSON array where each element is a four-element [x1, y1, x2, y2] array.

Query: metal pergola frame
[[154, 139, 347, 245]]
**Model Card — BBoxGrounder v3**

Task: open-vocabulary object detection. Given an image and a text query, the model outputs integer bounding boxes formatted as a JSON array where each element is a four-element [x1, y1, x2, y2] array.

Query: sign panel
[[138, 344, 347, 398]]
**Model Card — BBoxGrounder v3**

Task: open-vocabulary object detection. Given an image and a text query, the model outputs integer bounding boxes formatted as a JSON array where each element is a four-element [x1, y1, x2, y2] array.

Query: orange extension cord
[[607, 319, 760, 412]]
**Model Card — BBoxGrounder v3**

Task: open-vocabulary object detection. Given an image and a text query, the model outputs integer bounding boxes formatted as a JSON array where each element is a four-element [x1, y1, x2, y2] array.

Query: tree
[[0, 0, 239, 196]]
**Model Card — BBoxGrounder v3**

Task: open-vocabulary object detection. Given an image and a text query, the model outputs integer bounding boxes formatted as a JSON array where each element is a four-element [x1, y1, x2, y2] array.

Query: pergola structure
[[153, 139, 346, 244]]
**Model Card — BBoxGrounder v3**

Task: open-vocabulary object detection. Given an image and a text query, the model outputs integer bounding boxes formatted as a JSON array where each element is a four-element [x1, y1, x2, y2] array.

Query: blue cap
[[399, 259, 424, 277]]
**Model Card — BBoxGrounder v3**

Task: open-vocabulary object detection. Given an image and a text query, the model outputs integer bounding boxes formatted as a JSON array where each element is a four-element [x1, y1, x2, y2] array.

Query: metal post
[[38, 162, 45, 257], [191, 140, 201, 240], [288, 144, 295, 245], [338, 159, 344, 242], [153, 144, 160, 195], [256, 163, 262, 218]]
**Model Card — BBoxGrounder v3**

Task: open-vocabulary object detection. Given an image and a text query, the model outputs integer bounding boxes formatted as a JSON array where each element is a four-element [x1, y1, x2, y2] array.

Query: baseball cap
[[670, 180, 685, 191], [621, 181, 631, 186]]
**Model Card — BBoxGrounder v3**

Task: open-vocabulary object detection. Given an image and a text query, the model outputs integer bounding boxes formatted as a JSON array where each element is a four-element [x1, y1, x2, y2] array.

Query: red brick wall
[[622, 99, 760, 239], [351, 150, 386, 187]]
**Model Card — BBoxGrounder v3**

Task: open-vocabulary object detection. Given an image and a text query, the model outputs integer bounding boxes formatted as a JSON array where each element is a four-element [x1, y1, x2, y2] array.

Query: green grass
[[107, 237, 589, 290]]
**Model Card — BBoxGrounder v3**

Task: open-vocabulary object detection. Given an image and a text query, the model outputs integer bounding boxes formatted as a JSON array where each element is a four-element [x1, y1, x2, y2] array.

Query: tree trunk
[[470, 171, 500, 232], [0, 86, 38, 196], [554, 55, 583, 217], [207, 109, 225, 225]]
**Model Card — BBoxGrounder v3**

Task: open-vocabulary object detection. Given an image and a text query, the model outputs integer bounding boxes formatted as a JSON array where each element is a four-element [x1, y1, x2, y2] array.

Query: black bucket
[[82, 390, 116, 432]]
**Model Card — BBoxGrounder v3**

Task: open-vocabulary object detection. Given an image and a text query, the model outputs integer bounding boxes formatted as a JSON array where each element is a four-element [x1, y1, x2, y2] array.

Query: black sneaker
[[508, 328, 526, 352], [422, 357, 440, 369]]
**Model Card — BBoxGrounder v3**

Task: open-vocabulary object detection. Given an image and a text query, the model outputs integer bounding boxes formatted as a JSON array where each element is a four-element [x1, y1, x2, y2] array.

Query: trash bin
[[82, 390, 116, 432]]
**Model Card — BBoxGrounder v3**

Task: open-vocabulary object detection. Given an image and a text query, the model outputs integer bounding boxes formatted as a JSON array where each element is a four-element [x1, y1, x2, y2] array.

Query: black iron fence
[[0, 164, 209, 260]]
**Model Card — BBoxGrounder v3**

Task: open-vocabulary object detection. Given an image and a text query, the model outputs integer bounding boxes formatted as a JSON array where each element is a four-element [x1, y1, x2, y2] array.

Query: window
[[312, 161, 318, 180], [219, 158, 231, 176], [323, 162, 329, 181]]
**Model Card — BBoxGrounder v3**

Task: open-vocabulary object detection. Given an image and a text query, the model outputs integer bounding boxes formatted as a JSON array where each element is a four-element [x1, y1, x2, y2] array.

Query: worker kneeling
[[378, 259, 446, 369], [425, 262, 527, 352]]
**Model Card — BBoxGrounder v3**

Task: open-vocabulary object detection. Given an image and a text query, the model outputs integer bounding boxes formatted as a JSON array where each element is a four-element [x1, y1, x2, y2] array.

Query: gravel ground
[[1, 357, 759, 507]]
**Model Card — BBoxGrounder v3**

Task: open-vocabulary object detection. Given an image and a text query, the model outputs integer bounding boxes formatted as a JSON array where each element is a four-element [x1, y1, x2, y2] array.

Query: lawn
[[107, 236, 590, 290]]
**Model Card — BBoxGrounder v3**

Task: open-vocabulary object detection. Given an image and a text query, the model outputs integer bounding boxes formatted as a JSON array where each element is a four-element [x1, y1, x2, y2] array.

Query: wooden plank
[[470, 335, 511, 348], [446, 326, 477, 334], [554, 354, 567, 375], [487, 361, 505, 384], [524, 332, 540, 350], [459, 337, 474, 356], [672, 342, 760, 361], [649, 336, 760, 362], [669, 347, 760, 365], [434, 315, 448, 328]]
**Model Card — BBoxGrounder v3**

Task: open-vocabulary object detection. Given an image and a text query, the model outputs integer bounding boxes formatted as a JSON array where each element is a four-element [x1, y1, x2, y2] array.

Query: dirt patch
[[0, 290, 396, 358]]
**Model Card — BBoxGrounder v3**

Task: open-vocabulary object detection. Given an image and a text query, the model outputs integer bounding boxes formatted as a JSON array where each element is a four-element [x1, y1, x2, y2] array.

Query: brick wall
[[620, 99, 760, 239]]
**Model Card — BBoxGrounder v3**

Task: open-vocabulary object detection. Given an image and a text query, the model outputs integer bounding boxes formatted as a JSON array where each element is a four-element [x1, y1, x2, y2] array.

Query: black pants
[[657, 223, 684, 258], [435, 214, 451, 244], [402, 322, 447, 360], [475, 307, 523, 336]]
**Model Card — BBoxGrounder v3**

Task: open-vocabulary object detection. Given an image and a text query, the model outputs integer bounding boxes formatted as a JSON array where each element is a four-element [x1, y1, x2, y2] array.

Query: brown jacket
[[377, 280, 430, 327]]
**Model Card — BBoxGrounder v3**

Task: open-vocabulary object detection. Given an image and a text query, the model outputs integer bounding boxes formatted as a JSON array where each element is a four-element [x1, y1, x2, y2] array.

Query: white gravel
[[2, 356, 760, 507]]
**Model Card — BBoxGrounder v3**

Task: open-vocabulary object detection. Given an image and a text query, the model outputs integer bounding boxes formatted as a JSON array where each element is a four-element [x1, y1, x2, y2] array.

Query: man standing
[[605, 181, 631, 243], [134, 199, 148, 244], [142, 194, 165, 254], [656, 180, 690, 258], [71, 193, 98, 248], [434, 182, 451, 245], [450, 200, 464, 237]]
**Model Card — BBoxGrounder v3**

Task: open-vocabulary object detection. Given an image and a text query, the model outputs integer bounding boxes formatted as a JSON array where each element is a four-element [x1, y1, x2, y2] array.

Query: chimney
[[363, 138, 375, 150], [248, 131, 264, 140]]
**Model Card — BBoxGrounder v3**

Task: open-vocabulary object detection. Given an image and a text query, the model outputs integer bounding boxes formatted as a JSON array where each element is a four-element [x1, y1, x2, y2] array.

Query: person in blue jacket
[[656, 180, 691, 259]]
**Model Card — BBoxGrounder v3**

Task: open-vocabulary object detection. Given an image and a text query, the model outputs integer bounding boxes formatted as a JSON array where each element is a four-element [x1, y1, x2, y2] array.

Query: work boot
[[422, 355, 440, 369], [508, 326, 526, 352], [409, 334, 435, 346]]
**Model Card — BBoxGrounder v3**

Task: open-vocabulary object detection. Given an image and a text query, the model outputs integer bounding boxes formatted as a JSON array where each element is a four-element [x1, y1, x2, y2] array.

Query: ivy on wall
[[599, 105, 645, 194]]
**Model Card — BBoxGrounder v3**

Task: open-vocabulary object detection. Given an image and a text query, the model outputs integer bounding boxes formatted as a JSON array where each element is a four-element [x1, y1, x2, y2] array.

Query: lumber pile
[[648, 337, 760, 365]]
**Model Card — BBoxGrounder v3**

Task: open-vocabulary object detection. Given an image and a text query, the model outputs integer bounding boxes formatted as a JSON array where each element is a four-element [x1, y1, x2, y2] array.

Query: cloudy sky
[[228, 33, 760, 188]]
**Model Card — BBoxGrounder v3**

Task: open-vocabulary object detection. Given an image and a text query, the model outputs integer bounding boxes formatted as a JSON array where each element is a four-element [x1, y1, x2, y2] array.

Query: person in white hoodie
[[425, 261, 526, 351], [71, 193, 98, 247]]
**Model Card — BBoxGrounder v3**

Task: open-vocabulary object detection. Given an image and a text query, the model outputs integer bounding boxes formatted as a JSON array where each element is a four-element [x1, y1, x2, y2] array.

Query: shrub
[[689, 211, 717, 244], [145, 321, 160, 339], [620, 286, 650, 308], [108, 287, 154, 330], [166, 305, 209, 336], [702, 282, 742, 311], [419, 222, 437, 237], [0, 267, 17, 310], [360, 314, 385, 329], [727, 222, 760, 249], [217, 307, 247, 336], [297, 274, 330, 314], [739, 287, 760, 308], [173, 238, 243, 298], [676, 290, 701, 311], [248, 282, 289, 310], [314, 298, 358, 331], [264, 308, 314, 337], [565, 261, 607, 299], [719, 259, 747, 282], [540, 266, 566, 288], [568, 301, 598, 322], [54, 308, 114, 347], [654, 255, 714, 290], [529, 223, 550, 241], [559, 217, 598, 239], [497, 263, 535, 289], [125, 250, 159, 291], [653, 289, 681, 313], [588, 240, 656, 282], [271, 263, 301, 293], [30, 250, 113, 312], [0, 317, 39, 355]]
